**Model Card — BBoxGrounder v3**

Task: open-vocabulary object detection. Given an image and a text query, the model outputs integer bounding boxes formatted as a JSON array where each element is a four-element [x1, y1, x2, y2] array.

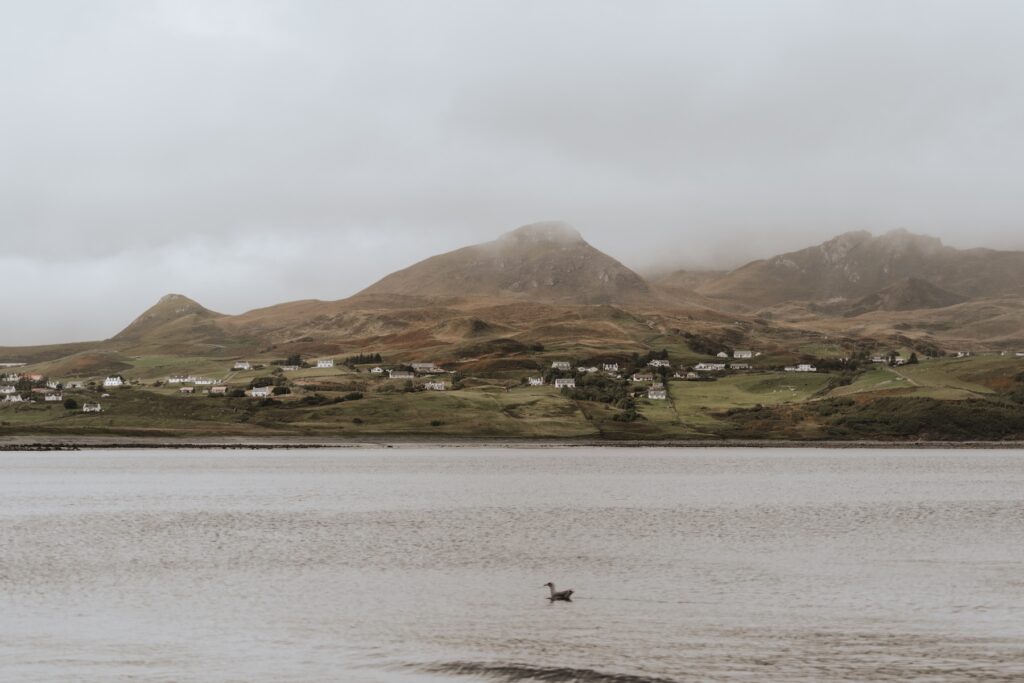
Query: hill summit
[[695, 229, 1024, 305], [113, 294, 223, 341], [358, 221, 650, 304]]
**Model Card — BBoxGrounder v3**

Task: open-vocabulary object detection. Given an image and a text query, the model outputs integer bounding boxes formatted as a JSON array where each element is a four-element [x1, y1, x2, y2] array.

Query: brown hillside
[[358, 222, 651, 304], [698, 230, 1024, 306]]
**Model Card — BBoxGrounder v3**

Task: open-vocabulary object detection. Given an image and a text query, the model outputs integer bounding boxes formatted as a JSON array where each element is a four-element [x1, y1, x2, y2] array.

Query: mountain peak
[[113, 294, 221, 341], [498, 221, 583, 245], [358, 222, 649, 304]]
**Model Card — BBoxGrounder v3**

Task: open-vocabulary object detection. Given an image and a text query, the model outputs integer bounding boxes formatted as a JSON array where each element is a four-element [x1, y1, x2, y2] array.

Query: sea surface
[[1, 449, 1022, 682]]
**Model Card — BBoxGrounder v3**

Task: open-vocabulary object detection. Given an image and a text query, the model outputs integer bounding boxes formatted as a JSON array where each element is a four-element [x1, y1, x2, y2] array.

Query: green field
[[2, 354, 1022, 441]]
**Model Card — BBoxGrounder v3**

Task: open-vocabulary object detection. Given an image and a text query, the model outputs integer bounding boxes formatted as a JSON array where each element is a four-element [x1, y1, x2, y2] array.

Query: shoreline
[[2, 435, 1024, 451]]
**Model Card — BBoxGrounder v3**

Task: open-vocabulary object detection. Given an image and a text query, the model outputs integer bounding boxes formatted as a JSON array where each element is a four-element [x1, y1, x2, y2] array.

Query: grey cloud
[[2, 0, 1024, 344]]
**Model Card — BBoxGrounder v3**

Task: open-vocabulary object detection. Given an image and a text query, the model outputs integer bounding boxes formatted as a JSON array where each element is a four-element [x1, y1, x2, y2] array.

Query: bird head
[[543, 582, 553, 587]]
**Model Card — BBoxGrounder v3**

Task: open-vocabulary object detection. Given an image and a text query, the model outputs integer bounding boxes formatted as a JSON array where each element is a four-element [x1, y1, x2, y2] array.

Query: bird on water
[[543, 582, 574, 601]]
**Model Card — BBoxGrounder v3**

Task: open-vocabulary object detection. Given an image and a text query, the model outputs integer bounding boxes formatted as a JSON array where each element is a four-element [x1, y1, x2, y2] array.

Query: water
[[1, 449, 1022, 682]]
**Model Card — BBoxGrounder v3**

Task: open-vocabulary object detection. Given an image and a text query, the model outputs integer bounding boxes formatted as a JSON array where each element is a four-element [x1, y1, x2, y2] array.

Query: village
[[2, 346, 1020, 436]]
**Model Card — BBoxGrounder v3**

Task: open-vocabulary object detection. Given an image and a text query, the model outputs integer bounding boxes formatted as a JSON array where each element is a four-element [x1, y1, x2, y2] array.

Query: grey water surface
[[1, 449, 1022, 682]]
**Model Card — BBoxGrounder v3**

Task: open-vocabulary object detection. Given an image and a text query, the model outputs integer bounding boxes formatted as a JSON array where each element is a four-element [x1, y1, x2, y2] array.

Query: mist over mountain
[[358, 222, 651, 305], [687, 229, 1024, 307]]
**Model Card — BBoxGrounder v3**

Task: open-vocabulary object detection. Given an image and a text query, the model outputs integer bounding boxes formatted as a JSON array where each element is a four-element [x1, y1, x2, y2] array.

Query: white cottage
[[103, 376, 124, 388], [44, 393, 63, 402], [232, 361, 252, 371], [3, 394, 23, 403], [554, 378, 576, 389], [0, 386, 15, 395], [370, 367, 385, 374], [316, 359, 335, 368], [648, 359, 671, 368], [82, 403, 102, 412], [249, 386, 272, 398], [733, 350, 753, 359], [551, 361, 571, 371], [648, 388, 667, 400], [411, 362, 437, 373], [693, 363, 726, 372], [528, 377, 545, 386], [602, 363, 619, 372], [423, 381, 447, 391], [389, 370, 414, 380]]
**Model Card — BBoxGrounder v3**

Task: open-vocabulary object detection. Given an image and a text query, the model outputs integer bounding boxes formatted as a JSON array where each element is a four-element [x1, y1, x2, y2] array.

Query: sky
[[3, 0, 1024, 345]]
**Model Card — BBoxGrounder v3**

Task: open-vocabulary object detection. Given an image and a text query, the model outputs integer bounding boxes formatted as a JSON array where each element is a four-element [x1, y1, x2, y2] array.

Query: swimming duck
[[543, 582, 574, 601]]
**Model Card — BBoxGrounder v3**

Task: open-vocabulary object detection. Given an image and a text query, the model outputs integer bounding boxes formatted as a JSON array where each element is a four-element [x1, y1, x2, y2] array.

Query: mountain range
[[3, 223, 1024, 366]]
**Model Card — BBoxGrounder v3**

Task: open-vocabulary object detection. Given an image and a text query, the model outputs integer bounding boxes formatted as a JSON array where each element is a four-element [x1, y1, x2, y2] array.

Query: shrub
[[271, 386, 291, 396], [63, 398, 78, 410], [430, 419, 443, 427], [352, 417, 364, 424]]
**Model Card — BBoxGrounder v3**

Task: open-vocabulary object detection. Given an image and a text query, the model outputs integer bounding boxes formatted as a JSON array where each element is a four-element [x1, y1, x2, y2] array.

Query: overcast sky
[[3, 0, 1024, 345]]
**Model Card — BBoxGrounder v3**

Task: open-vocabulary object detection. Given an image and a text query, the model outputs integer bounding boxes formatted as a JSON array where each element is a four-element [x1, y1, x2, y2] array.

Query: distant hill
[[696, 229, 1024, 306], [358, 222, 651, 305], [845, 277, 968, 317], [113, 294, 226, 345]]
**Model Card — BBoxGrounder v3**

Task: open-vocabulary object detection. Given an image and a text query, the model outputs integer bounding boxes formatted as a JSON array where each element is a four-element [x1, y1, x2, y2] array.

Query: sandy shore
[[2, 435, 1023, 450]]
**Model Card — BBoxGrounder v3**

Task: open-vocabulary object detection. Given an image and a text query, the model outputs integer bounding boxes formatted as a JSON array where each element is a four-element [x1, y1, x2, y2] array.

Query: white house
[[193, 378, 215, 386], [46, 380, 60, 389], [233, 361, 252, 371], [65, 381, 85, 390], [716, 352, 729, 359], [370, 367, 385, 374], [730, 363, 751, 370], [411, 362, 437, 373], [554, 378, 576, 389], [648, 359, 671, 368], [871, 356, 887, 364], [602, 363, 619, 372], [694, 363, 726, 372], [82, 403, 102, 413], [208, 386, 228, 395], [631, 373, 655, 382], [103, 376, 124, 388], [648, 388, 667, 400], [280, 365, 299, 372], [956, 351, 972, 358], [1, 373, 20, 382], [423, 381, 446, 391], [166, 375, 189, 385], [528, 377, 545, 386], [316, 359, 335, 368], [785, 364, 817, 373], [389, 370, 414, 380], [249, 386, 272, 398], [733, 350, 753, 359], [179, 386, 195, 394], [551, 361, 571, 371], [1017, 352, 1024, 358], [3, 394, 23, 403], [576, 366, 599, 374], [44, 393, 63, 402], [0, 386, 15, 395]]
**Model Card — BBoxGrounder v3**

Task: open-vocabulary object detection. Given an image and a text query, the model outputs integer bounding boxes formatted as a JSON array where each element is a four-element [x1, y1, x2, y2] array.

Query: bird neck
[[548, 584, 556, 596]]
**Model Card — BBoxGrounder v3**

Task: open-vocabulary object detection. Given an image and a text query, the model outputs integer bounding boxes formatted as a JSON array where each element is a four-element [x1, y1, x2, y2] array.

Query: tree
[[63, 398, 78, 410], [908, 352, 919, 365]]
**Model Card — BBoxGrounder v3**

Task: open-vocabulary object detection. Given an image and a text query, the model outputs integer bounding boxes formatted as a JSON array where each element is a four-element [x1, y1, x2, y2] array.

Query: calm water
[[1, 449, 1023, 682]]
